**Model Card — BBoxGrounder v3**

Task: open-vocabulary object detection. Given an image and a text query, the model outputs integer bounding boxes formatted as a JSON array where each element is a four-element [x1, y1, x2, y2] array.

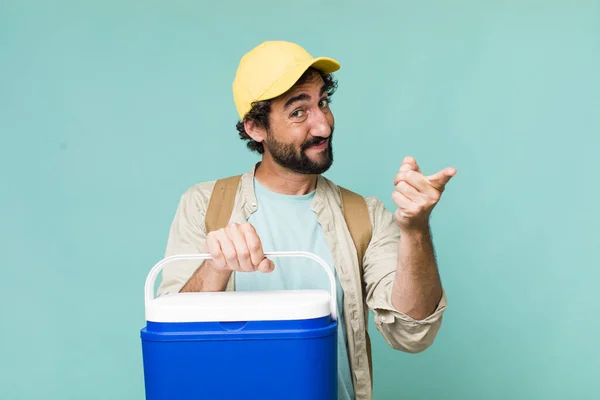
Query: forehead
[[279, 71, 325, 100]]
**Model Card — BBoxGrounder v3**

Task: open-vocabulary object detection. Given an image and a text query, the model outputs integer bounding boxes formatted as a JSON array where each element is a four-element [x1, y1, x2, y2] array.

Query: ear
[[244, 119, 267, 144]]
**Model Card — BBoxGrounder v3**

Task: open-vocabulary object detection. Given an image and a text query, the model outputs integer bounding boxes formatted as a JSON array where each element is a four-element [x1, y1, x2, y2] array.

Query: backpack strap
[[205, 175, 242, 233], [338, 185, 374, 386], [204, 175, 242, 292], [338, 186, 372, 274]]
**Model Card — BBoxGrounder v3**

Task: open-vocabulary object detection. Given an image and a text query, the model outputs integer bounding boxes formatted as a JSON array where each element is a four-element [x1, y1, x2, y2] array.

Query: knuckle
[[222, 249, 237, 262], [249, 239, 261, 252], [238, 249, 250, 260], [216, 228, 226, 238], [226, 223, 238, 232], [409, 205, 421, 215], [239, 223, 256, 236], [240, 222, 254, 231]]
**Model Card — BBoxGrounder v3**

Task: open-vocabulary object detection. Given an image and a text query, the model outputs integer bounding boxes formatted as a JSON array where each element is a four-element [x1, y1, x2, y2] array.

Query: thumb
[[400, 156, 421, 173], [427, 167, 457, 190], [257, 258, 275, 273]]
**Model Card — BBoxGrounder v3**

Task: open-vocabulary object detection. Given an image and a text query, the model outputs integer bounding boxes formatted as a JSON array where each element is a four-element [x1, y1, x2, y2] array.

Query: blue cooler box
[[140, 251, 338, 400]]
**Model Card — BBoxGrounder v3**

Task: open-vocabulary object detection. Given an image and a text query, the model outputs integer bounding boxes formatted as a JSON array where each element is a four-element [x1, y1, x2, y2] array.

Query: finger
[[426, 167, 457, 191], [206, 233, 227, 270], [399, 163, 412, 173], [393, 170, 406, 186], [392, 189, 418, 210], [217, 231, 240, 271], [392, 191, 421, 218], [400, 156, 421, 173], [257, 258, 275, 273], [403, 170, 439, 198], [226, 223, 253, 272], [239, 223, 265, 268], [395, 180, 425, 204]]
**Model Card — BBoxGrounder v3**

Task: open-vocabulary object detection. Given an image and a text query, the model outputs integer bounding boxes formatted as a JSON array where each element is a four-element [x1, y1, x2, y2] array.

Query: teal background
[[1, 1, 599, 399]]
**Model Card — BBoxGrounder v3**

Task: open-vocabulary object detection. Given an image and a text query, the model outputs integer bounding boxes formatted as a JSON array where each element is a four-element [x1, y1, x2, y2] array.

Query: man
[[157, 40, 456, 400]]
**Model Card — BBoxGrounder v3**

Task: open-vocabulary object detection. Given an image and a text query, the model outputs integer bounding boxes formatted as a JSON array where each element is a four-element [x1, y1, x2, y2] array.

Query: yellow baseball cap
[[232, 41, 341, 119]]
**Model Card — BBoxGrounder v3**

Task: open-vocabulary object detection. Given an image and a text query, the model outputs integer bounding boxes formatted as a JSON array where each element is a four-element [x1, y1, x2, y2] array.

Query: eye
[[291, 109, 305, 118], [319, 98, 330, 108]]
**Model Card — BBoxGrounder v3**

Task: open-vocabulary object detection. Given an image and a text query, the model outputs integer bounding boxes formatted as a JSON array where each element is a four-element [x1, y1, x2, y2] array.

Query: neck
[[254, 157, 318, 195]]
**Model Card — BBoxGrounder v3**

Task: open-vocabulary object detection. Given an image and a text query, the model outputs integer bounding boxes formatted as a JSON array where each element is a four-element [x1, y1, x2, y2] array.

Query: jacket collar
[[238, 162, 334, 215]]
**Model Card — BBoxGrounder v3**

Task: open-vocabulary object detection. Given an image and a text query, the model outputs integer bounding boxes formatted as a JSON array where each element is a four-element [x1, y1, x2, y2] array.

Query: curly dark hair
[[235, 68, 338, 154]]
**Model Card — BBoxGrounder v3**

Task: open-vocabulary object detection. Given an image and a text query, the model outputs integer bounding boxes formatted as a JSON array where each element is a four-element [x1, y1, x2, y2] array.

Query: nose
[[309, 108, 332, 138]]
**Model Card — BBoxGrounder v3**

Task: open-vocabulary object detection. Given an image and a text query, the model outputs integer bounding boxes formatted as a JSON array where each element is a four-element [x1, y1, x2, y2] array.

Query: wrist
[[399, 222, 431, 238], [203, 260, 233, 278]]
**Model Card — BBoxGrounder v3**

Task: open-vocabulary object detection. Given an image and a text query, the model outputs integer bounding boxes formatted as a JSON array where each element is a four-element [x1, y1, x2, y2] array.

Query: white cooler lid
[[146, 289, 332, 323]]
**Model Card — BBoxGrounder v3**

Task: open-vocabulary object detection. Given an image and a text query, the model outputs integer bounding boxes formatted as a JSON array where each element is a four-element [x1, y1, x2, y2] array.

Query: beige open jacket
[[157, 165, 447, 400]]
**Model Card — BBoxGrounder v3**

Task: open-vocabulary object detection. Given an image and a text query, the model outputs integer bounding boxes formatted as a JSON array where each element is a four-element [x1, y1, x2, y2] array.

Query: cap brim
[[310, 56, 341, 74], [258, 57, 340, 102]]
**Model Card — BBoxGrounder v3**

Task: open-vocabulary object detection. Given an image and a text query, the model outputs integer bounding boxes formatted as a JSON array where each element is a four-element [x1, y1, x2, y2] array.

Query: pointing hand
[[392, 156, 456, 230]]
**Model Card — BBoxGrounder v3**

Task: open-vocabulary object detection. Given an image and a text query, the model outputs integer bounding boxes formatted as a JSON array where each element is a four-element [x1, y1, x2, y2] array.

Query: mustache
[[302, 128, 334, 150]]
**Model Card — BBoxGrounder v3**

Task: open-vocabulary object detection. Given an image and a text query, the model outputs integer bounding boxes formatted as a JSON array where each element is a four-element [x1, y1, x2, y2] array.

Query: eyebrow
[[283, 84, 328, 110]]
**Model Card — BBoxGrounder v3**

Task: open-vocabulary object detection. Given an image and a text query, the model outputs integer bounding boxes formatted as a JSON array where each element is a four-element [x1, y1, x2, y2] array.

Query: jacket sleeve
[[362, 197, 447, 353], [156, 182, 214, 296]]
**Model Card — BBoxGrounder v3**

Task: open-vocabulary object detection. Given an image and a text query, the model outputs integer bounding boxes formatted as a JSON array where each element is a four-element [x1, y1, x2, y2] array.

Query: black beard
[[264, 129, 334, 175]]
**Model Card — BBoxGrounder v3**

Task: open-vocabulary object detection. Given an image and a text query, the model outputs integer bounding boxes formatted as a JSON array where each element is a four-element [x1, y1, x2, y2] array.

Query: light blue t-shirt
[[235, 178, 355, 400]]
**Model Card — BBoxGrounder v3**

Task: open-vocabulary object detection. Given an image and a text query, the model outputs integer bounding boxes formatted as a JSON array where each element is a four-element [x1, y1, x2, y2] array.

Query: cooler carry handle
[[145, 251, 338, 321]]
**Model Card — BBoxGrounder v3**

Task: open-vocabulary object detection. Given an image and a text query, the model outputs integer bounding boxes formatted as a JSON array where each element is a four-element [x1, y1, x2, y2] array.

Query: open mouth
[[306, 138, 329, 150]]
